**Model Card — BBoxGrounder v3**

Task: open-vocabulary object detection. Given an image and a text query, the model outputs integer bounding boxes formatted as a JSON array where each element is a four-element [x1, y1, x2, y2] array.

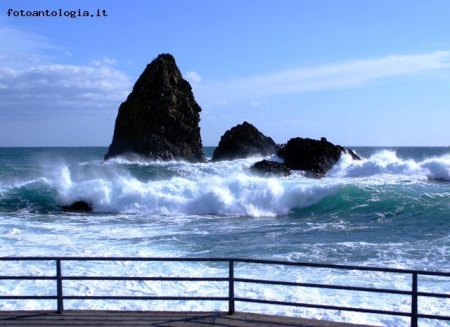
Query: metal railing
[[0, 257, 449, 327]]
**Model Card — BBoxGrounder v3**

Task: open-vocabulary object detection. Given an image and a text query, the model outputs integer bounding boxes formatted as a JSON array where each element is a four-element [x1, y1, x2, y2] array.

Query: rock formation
[[212, 121, 279, 161], [62, 201, 93, 212], [249, 160, 291, 177], [104, 53, 205, 162], [277, 137, 361, 177]]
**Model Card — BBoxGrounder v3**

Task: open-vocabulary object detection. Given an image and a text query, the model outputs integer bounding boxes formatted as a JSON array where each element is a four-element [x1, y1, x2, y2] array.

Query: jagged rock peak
[[212, 121, 279, 161], [104, 53, 205, 162]]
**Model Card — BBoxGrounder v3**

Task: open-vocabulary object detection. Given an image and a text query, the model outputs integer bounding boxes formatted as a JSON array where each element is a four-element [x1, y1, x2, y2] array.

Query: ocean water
[[0, 146, 450, 326]]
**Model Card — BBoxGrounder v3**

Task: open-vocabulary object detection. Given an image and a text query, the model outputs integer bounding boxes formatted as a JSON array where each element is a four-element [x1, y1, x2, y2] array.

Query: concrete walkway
[[0, 311, 380, 327]]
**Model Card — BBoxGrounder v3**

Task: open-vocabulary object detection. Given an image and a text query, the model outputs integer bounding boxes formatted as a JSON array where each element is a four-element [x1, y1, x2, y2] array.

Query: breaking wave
[[1, 150, 449, 218]]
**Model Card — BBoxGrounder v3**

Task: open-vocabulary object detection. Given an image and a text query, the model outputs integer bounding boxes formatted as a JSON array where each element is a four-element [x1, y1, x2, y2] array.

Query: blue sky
[[1, 0, 450, 146]]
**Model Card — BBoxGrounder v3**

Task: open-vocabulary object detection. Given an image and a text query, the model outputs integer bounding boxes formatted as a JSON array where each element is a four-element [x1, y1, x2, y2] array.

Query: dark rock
[[62, 201, 93, 212], [250, 160, 291, 177], [104, 53, 205, 162], [212, 121, 279, 161], [277, 137, 361, 177]]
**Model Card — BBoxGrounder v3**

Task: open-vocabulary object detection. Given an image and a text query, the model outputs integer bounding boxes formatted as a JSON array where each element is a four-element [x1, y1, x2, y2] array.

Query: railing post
[[56, 259, 64, 314], [411, 272, 418, 327], [228, 259, 235, 315]]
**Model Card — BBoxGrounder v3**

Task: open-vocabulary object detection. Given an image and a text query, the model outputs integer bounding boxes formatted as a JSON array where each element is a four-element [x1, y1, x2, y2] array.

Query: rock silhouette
[[249, 160, 291, 177], [62, 201, 93, 212], [212, 121, 279, 161], [277, 137, 361, 177], [104, 53, 205, 162]]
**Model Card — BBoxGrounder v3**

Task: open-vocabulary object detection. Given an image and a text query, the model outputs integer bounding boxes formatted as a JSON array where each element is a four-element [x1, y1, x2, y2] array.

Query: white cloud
[[185, 70, 202, 83], [91, 57, 117, 67], [0, 19, 135, 145], [284, 119, 309, 125], [0, 20, 57, 68], [0, 63, 132, 119], [196, 51, 450, 104], [0, 20, 132, 122]]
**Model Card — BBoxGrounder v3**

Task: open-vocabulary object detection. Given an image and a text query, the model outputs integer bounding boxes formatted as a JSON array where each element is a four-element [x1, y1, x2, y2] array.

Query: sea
[[0, 146, 449, 326]]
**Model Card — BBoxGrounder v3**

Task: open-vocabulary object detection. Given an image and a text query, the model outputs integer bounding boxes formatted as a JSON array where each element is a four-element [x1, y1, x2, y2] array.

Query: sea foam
[[328, 150, 450, 181], [55, 157, 341, 217], [3, 150, 449, 218]]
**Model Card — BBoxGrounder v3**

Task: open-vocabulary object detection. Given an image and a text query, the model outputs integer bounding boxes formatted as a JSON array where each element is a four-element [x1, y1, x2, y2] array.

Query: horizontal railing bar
[[417, 291, 450, 299], [418, 313, 450, 321], [1, 278, 446, 299], [0, 257, 230, 262], [0, 280, 446, 299], [0, 296, 57, 300], [235, 278, 412, 296], [234, 258, 450, 277], [235, 297, 411, 317], [0, 276, 55, 280], [0, 258, 57, 261], [62, 276, 228, 282], [1, 256, 450, 276], [63, 296, 228, 301]]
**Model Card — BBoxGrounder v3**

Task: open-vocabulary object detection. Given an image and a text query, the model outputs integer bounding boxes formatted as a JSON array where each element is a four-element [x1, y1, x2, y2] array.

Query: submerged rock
[[212, 121, 279, 161], [104, 53, 205, 162], [62, 201, 93, 212], [250, 160, 291, 177], [277, 137, 361, 177]]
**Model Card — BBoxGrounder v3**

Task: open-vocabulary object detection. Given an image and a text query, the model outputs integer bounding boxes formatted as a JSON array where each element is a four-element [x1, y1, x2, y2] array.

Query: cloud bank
[[0, 19, 56, 68], [196, 51, 450, 104], [0, 20, 131, 121], [1, 17, 448, 124], [0, 62, 131, 120]]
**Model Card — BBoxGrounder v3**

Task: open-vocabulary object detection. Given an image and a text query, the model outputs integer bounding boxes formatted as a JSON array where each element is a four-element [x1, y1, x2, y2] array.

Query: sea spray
[[54, 159, 343, 217], [328, 150, 450, 180]]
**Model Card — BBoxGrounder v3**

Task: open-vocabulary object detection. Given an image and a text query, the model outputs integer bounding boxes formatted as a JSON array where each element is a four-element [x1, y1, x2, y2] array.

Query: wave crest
[[328, 150, 450, 181]]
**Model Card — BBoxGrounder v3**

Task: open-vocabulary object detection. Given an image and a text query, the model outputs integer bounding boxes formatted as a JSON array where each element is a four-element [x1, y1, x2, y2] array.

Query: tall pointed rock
[[104, 53, 205, 162]]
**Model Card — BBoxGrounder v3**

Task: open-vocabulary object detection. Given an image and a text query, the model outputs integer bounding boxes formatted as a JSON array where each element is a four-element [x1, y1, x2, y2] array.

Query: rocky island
[[103, 52, 361, 177], [104, 53, 205, 162], [212, 121, 279, 161], [276, 137, 361, 177]]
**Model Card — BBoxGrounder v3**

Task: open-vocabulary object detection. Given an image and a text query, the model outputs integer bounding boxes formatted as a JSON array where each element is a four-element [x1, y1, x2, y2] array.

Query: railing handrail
[[1, 256, 449, 276], [1, 256, 450, 327]]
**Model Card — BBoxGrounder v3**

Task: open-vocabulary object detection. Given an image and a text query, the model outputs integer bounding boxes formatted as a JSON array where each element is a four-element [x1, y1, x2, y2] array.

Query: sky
[[1, 0, 450, 147]]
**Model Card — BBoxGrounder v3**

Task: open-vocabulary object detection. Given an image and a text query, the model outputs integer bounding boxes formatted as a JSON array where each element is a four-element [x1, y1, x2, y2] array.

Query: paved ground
[[0, 311, 380, 327]]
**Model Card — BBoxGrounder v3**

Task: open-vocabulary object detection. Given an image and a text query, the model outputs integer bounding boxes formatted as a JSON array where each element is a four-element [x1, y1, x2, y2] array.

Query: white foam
[[328, 150, 450, 181], [53, 159, 342, 217]]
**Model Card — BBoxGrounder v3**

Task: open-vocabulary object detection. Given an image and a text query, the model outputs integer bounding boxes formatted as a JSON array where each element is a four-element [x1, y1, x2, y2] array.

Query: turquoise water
[[0, 146, 449, 325]]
